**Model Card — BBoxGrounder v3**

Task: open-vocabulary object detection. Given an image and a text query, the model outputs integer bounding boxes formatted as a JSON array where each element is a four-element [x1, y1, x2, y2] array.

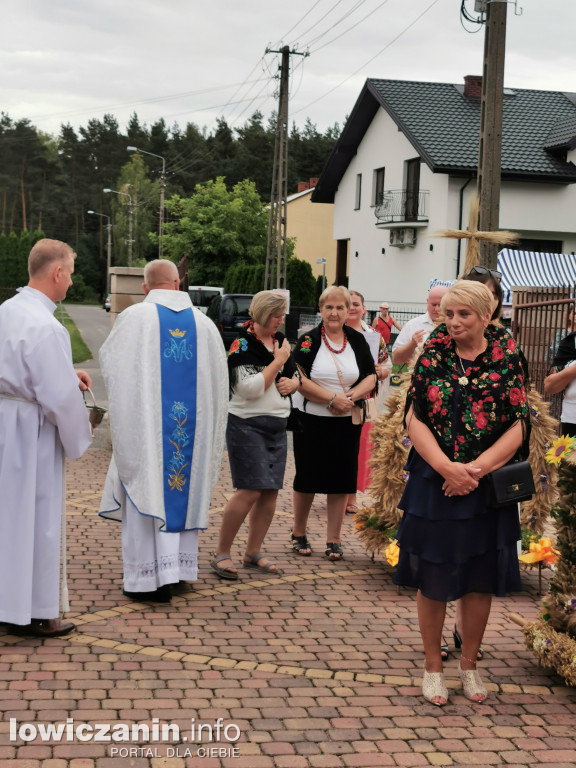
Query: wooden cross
[[436, 194, 518, 276]]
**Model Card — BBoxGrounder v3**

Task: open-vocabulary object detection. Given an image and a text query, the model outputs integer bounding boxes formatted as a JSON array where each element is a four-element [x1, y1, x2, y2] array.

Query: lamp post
[[316, 257, 327, 293], [127, 146, 166, 258], [103, 188, 133, 266], [87, 210, 112, 294]]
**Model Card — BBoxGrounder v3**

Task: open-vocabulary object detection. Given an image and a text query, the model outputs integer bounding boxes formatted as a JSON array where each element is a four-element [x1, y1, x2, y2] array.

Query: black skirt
[[393, 449, 522, 602], [226, 413, 288, 490], [293, 411, 362, 494]]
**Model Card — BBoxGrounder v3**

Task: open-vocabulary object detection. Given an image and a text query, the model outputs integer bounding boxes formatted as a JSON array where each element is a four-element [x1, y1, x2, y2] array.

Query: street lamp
[[316, 257, 327, 293], [103, 188, 133, 266], [87, 210, 112, 294], [127, 146, 166, 258]]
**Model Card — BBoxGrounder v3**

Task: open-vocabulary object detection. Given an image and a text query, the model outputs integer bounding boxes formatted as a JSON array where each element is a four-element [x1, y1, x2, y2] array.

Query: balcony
[[374, 189, 429, 228]]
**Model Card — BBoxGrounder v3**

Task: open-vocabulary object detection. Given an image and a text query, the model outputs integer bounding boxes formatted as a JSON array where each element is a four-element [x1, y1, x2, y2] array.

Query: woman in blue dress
[[394, 281, 530, 706]]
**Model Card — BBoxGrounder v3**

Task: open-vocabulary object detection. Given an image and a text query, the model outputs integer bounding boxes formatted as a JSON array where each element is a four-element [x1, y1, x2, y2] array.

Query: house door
[[405, 158, 420, 221]]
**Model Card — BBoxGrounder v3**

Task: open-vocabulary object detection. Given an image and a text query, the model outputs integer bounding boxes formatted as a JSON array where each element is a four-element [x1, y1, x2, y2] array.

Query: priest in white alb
[[99, 259, 228, 602], [0, 239, 92, 637]]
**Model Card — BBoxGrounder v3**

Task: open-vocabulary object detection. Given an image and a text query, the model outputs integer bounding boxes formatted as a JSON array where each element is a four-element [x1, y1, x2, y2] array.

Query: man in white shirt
[[544, 332, 576, 437], [99, 260, 228, 602], [0, 239, 92, 637], [392, 285, 448, 366]]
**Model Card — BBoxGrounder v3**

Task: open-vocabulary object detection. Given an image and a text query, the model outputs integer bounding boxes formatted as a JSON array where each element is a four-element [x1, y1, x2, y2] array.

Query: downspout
[[456, 177, 473, 277]]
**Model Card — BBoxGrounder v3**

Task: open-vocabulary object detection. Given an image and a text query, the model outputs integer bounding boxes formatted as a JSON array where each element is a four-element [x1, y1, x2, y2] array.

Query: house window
[[373, 168, 385, 206], [354, 174, 362, 210]]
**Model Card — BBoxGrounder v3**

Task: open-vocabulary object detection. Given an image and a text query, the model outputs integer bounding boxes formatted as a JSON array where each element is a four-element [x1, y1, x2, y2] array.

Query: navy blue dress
[[393, 448, 522, 602]]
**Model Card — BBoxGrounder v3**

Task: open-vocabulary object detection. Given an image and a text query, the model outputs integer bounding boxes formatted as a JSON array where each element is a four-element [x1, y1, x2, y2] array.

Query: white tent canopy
[[498, 248, 576, 305]]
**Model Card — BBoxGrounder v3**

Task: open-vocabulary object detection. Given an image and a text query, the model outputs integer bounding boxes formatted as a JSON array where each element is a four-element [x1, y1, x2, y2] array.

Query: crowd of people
[[0, 243, 563, 707]]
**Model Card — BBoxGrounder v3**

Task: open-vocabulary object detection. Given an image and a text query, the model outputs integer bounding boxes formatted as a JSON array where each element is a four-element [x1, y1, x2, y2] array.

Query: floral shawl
[[407, 323, 531, 463], [227, 328, 296, 397]]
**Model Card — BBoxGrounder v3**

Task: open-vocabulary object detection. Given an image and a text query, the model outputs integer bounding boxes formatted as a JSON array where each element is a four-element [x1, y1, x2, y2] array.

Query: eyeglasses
[[469, 265, 502, 281], [379, 306, 389, 310]]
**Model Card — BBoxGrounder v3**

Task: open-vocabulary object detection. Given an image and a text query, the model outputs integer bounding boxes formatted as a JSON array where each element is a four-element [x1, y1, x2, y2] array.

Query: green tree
[[163, 177, 268, 285], [286, 257, 316, 306]]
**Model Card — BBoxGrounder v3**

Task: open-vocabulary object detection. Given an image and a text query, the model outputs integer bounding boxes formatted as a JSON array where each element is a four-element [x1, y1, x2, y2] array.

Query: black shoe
[[453, 624, 484, 661], [325, 542, 344, 561], [123, 585, 172, 603]]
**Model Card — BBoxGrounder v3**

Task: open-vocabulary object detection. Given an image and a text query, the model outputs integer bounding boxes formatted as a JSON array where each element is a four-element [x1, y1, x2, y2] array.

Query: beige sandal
[[422, 669, 448, 706], [458, 664, 487, 702]]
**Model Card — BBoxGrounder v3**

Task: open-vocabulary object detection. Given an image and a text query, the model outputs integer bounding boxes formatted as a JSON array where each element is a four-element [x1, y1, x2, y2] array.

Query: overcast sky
[[3, 0, 576, 138]]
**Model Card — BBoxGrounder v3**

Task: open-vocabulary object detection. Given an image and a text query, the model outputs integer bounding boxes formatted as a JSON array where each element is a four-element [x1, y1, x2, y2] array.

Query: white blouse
[[292, 337, 359, 418]]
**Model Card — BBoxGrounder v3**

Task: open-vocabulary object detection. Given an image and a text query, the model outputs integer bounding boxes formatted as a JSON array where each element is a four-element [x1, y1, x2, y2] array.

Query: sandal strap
[[244, 552, 265, 565], [212, 552, 233, 565]]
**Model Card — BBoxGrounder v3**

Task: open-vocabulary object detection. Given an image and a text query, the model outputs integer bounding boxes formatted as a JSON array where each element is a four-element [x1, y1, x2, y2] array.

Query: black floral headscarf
[[407, 323, 531, 463]]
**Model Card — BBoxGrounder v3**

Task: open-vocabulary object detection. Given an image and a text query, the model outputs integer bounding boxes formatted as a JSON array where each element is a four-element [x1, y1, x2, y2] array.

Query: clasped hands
[[328, 392, 355, 415], [442, 462, 483, 497]]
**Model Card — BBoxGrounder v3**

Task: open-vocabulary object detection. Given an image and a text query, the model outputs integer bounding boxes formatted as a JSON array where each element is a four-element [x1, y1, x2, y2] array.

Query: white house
[[311, 75, 576, 309]]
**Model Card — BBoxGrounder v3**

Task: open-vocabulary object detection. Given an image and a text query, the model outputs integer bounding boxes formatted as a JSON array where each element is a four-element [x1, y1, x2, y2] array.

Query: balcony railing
[[374, 189, 429, 225]]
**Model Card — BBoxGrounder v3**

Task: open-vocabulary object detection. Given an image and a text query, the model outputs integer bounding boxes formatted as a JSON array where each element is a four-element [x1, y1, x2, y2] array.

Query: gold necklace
[[455, 337, 487, 386], [456, 356, 469, 386]]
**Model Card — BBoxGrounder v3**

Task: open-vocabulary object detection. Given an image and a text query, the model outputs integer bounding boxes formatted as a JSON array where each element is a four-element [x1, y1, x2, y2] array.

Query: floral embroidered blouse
[[407, 323, 531, 463]]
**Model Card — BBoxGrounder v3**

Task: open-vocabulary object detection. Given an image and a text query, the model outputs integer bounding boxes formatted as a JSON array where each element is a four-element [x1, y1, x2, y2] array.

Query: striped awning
[[498, 248, 576, 304]]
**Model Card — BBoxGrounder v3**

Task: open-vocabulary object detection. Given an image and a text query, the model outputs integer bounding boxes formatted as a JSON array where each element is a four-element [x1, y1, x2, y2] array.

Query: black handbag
[[489, 461, 535, 508]]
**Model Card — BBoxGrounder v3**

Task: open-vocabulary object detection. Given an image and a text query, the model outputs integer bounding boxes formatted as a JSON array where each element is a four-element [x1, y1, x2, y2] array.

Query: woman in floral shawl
[[394, 281, 530, 706], [210, 291, 300, 580]]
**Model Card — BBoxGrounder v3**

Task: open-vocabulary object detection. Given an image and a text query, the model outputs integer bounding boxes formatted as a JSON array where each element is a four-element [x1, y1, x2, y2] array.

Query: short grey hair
[[319, 285, 351, 309], [143, 259, 179, 288]]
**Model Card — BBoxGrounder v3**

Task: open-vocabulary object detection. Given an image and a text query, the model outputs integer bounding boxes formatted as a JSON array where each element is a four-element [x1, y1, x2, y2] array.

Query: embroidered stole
[[157, 304, 197, 532]]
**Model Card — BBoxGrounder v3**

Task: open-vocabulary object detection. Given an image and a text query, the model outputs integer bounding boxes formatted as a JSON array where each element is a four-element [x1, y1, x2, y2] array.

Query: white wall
[[333, 108, 457, 306], [332, 107, 576, 306]]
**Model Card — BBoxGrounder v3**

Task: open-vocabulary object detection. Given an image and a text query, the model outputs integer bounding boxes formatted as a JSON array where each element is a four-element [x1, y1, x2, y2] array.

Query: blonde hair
[[319, 285, 351, 309], [249, 290, 288, 326], [440, 280, 493, 321], [28, 239, 75, 278], [349, 290, 365, 305]]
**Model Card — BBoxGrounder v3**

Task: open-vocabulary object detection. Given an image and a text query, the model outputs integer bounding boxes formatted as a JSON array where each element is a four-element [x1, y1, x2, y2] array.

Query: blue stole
[[157, 304, 197, 531]]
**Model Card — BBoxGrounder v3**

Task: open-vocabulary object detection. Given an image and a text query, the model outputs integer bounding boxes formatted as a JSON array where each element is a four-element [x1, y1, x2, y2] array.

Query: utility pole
[[476, 0, 508, 269], [264, 45, 308, 290]]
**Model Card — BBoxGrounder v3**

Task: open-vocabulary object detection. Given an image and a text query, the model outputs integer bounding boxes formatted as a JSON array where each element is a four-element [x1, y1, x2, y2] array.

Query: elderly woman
[[291, 286, 377, 560], [394, 281, 530, 705], [211, 291, 300, 580]]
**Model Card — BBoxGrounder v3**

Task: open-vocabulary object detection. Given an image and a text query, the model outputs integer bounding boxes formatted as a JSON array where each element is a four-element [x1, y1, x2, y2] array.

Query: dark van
[[206, 293, 253, 348]]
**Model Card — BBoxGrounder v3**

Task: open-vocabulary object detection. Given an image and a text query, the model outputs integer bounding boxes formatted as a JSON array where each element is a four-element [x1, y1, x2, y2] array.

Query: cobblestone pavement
[[1, 444, 575, 768]]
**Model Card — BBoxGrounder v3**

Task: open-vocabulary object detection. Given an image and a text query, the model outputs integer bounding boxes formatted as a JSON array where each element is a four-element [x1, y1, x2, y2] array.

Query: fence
[[512, 287, 575, 421]]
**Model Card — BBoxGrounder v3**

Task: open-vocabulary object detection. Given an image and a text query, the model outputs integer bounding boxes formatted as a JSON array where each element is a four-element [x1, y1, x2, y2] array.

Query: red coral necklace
[[321, 324, 348, 354]]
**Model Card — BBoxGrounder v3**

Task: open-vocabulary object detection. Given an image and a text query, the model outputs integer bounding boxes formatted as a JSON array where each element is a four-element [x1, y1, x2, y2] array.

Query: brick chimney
[[309, 177, 319, 188], [297, 181, 310, 193], [464, 75, 482, 98]]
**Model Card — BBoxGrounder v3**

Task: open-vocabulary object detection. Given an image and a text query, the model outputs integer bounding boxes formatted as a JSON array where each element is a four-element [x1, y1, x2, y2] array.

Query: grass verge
[[55, 306, 93, 364]]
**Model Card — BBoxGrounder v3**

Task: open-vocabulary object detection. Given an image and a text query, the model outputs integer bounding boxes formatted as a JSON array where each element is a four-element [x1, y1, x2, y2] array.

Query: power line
[[310, 0, 393, 53], [292, 0, 442, 116], [271, 0, 324, 47], [304, 0, 371, 49]]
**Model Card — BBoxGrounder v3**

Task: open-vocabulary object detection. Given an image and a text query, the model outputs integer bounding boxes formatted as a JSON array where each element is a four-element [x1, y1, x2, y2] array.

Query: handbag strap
[[326, 345, 348, 394]]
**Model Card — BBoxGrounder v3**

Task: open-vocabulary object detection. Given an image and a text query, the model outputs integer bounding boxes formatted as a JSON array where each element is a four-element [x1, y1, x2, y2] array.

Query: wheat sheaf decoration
[[435, 195, 519, 276]]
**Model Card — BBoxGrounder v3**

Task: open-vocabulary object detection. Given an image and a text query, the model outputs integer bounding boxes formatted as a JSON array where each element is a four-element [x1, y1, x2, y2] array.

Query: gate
[[512, 286, 576, 421]]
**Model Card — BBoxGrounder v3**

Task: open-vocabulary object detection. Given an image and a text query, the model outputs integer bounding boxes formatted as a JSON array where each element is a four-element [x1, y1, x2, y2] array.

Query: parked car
[[206, 293, 253, 348], [104, 294, 111, 312], [188, 285, 223, 314]]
